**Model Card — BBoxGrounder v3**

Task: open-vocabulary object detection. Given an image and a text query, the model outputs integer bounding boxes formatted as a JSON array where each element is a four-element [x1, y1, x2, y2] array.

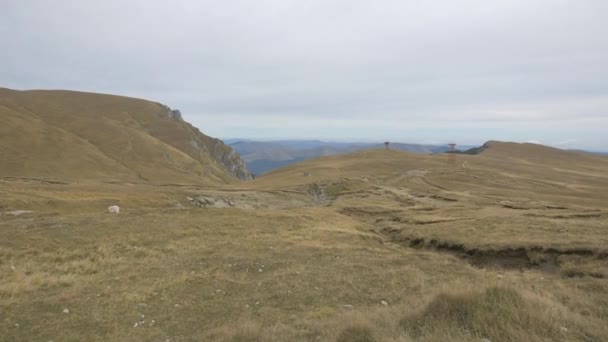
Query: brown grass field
[[1, 142, 608, 341]]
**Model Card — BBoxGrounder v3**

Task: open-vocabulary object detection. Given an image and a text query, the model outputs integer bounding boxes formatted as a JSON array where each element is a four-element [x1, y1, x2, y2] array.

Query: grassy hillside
[[0, 88, 251, 184], [1, 141, 608, 341]]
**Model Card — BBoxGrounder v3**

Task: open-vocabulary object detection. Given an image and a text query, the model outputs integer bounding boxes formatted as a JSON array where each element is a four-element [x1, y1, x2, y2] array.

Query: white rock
[[381, 300, 388, 306], [560, 326, 569, 332], [63, 308, 69, 314], [107, 205, 120, 214]]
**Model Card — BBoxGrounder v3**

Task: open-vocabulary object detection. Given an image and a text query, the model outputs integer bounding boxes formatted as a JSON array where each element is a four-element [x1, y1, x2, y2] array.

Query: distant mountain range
[[228, 139, 476, 175]]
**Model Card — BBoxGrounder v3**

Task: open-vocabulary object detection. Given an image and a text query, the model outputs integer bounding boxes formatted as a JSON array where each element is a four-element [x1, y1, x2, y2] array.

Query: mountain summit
[[0, 88, 252, 183]]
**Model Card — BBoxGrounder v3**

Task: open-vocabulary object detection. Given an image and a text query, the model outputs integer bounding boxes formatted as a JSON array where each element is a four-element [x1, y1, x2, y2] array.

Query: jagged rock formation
[[169, 109, 182, 121]]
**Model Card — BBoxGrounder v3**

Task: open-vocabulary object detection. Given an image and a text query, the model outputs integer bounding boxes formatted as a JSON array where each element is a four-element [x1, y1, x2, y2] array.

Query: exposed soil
[[381, 227, 608, 279]]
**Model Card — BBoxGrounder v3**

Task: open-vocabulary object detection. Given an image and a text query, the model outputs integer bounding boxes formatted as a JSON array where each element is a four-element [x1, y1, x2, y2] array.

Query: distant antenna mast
[[448, 143, 457, 164], [384, 141, 390, 150]]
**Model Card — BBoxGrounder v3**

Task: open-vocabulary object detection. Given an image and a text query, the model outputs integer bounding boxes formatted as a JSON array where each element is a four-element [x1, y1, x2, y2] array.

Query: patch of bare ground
[[524, 212, 603, 219], [381, 227, 608, 279]]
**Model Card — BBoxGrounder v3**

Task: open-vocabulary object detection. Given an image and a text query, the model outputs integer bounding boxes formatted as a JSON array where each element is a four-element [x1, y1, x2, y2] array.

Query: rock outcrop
[[207, 138, 253, 180], [155, 104, 252, 180], [169, 109, 182, 121]]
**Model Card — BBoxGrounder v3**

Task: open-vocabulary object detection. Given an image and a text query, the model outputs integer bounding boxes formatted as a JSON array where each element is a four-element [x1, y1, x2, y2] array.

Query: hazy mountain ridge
[[229, 139, 475, 175], [0, 88, 252, 183]]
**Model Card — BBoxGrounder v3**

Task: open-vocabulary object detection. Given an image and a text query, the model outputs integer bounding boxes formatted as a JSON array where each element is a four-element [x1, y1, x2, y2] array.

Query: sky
[[2, 1, 608, 150]]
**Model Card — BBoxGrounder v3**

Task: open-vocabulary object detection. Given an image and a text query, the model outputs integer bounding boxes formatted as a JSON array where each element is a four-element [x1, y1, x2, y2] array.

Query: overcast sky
[[2, 1, 607, 150]]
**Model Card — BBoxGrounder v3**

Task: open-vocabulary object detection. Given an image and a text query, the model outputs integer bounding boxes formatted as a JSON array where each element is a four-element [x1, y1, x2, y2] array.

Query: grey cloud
[[1, 0, 607, 149]]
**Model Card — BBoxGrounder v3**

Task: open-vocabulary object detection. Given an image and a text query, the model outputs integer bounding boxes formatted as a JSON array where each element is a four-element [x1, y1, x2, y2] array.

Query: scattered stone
[[189, 195, 236, 208], [62, 308, 69, 314], [496, 274, 504, 279], [255, 301, 260, 305], [340, 304, 354, 310], [481, 338, 492, 342], [560, 326, 569, 332], [14, 323, 19, 328], [10, 265, 16, 271], [133, 322, 139, 328], [258, 268, 263, 272], [381, 300, 388, 306], [174, 304, 180, 307], [107, 205, 120, 214]]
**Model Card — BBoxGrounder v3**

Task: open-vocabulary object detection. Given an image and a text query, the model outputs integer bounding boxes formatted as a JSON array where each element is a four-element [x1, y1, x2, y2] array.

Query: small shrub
[[336, 325, 376, 342]]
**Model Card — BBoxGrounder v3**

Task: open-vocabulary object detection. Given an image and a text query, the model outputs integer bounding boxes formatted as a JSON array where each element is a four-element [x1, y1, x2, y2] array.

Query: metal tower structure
[[448, 143, 457, 163]]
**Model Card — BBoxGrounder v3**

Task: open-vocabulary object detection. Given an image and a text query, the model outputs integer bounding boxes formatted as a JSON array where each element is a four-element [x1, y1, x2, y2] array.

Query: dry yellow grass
[[0, 87, 249, 183], [1, 142, 608, 341]]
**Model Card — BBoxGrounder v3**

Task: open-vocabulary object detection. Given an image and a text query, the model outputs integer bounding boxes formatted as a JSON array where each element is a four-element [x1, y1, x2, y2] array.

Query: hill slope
[[250, 141, 608, 206], [2, 140, 608, 341], [0, 88, 252, 183]]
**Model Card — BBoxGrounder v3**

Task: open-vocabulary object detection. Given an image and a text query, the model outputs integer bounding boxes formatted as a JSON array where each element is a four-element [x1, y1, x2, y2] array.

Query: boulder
[[107, 205, 120, 214]]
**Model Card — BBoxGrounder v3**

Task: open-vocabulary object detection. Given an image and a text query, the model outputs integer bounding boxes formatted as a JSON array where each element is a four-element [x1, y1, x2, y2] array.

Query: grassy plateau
[[1, 141, 608, 341]]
